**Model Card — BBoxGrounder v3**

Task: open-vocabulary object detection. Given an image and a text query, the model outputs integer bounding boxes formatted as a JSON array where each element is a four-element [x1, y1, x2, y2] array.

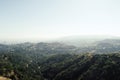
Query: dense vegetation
[[0, 39, 120, 80]]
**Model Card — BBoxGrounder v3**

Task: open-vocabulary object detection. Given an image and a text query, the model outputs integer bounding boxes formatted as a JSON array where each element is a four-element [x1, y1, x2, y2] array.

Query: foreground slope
[[0, 52, 120, 80]]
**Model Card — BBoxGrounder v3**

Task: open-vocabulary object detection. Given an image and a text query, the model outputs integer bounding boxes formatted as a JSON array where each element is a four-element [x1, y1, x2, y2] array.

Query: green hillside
[[0, 42, 120, 80]]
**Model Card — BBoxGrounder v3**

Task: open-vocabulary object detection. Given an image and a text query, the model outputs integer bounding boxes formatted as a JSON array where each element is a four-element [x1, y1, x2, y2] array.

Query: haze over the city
[[0, 0, 120, 41]]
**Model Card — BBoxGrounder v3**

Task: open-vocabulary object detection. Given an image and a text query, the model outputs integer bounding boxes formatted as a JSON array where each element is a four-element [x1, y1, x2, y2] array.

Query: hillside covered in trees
[[0, 39, 120, 80]]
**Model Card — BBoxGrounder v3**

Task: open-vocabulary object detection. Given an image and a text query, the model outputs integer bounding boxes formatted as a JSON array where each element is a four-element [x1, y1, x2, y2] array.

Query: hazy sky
[[0, 0, 120, 40]]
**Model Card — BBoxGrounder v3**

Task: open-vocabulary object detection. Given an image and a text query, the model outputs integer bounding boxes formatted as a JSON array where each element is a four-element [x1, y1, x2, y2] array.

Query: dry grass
[[0, 76, 11, 80]]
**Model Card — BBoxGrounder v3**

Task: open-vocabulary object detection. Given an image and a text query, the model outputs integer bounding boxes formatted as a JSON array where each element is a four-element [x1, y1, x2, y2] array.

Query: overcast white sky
[[0, 0, 120, 41]]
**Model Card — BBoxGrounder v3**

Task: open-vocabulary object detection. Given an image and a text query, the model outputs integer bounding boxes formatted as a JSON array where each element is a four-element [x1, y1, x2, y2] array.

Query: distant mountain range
[[53, 35, 120, 47], [1, 38, 120, 55]]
